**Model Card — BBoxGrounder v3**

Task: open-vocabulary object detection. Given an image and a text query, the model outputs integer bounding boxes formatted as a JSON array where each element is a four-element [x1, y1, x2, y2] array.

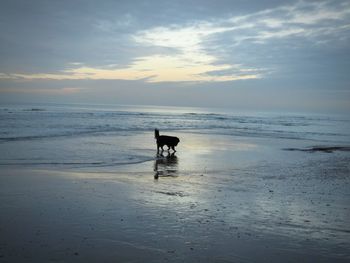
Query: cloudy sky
[[0, 0, 349, 112]]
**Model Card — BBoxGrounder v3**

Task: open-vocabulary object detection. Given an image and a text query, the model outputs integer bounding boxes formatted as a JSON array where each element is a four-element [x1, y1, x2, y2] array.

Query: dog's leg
[[171, 146, 176, 152]]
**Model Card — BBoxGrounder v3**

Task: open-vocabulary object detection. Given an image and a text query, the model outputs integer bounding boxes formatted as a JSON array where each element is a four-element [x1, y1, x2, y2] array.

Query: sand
[[0, 133, 350, 262]]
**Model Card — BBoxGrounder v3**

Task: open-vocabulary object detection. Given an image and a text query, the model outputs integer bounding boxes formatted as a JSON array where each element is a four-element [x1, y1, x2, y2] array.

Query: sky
[[0, 0, 349, 113]]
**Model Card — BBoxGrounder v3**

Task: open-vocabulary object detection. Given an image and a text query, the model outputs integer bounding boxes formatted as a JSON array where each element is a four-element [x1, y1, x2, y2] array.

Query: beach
[[0, 104, 350, 262], [2, 0, 350, 261]]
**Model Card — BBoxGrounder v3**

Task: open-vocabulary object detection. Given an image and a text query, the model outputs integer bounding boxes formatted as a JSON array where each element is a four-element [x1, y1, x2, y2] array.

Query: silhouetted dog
[[154, 129, 180, 153]]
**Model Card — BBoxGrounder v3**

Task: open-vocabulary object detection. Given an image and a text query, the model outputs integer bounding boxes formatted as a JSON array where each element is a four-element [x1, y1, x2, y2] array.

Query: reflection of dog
[[154, 129, 180, 153], [154, 152, 178, 179]]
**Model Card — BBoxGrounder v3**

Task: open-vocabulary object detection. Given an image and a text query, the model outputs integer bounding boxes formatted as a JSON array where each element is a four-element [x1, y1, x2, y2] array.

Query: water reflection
[[154, 152, 178, 179]]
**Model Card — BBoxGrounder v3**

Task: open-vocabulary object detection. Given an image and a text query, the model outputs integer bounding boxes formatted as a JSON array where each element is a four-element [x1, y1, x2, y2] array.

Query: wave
[[22, 108, 46, 112], [0, 158, 154, 167], [1, 106, 349, 143], [0, 127, 143, 142], [0, 123, 347, 143]]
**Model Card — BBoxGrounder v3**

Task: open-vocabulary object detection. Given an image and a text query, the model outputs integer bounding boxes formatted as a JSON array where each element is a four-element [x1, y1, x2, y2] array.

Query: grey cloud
[[0, 0, 300, 74], [2, 0, 347, 74], [195, 0, 350, 83]]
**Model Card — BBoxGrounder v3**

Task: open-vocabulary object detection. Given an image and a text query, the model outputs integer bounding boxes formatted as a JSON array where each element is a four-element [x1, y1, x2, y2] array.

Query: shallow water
[[1, 103, 349, 170]]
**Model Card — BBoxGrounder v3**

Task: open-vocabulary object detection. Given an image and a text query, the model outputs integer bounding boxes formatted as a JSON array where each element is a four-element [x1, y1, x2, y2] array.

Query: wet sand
[[0, 133, 350, 262]]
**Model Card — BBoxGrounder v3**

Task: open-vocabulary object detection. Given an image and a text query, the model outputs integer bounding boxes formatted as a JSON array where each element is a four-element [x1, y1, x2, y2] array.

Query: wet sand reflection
[[154, 152, 178, 179]]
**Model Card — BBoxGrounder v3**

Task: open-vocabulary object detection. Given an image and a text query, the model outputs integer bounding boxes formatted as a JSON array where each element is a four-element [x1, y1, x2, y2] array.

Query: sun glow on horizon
[[0, 53, 261, 83]]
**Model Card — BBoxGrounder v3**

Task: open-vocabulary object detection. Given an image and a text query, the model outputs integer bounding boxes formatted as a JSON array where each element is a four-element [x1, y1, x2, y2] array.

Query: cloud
[[0, 0, 349, 83], [0, 16, 264, 82], [0, 56, 260, 83], [94, 13, 135, 32], [0, 86, 83, 95]]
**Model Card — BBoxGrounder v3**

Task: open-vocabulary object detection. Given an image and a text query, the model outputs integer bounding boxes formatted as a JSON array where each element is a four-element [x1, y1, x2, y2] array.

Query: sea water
[[0, 103, 349, 170]]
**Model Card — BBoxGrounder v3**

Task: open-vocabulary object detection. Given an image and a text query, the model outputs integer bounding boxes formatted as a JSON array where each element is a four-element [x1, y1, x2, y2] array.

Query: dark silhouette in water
[[284, 146, 350, 153], [154, 151, 178, 179], [154, 129, 180, 153]]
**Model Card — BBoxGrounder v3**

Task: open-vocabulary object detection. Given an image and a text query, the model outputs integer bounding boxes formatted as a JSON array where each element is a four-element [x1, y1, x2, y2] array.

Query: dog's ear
[[154, 129, 159, 138]]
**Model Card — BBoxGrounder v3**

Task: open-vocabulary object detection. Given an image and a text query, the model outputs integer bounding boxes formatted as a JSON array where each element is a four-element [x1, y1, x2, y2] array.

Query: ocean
[[0, 103, 349, 171]]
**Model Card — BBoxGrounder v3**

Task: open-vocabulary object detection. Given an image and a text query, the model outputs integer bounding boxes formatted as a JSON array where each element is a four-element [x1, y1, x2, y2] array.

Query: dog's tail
[[154, 129, 160, 139]]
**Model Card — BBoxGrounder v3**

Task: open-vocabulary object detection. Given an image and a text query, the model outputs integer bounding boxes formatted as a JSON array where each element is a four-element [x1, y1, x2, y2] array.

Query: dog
[[154, 129, 180, 153]]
